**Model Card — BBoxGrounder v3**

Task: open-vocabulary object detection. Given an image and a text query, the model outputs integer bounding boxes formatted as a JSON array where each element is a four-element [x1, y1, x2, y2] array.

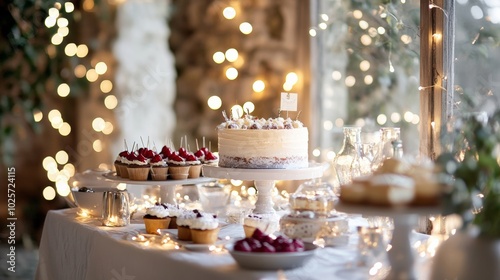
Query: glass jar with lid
[[289, 180, 338, 215]]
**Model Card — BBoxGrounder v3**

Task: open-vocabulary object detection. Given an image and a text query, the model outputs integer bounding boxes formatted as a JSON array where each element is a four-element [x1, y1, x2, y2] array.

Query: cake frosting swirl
[[145, 205, 170, 218]]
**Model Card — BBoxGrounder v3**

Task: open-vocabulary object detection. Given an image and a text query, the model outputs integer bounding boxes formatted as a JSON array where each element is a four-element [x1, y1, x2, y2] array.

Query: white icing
[[145, 205, 170, 218], [190, 213, 219, 230], [162, 204, 184, 217], [243, 214, 271, 229], [176, 211, 197, 226], [129, 159, 148, 166]]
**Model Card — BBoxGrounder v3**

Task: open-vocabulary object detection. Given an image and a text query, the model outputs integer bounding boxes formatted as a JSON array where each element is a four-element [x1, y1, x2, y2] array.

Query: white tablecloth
[[35, 209, 432, 280]]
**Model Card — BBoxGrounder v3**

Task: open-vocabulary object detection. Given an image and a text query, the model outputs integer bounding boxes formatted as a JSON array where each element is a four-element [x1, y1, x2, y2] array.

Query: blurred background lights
[[42, 156, 57, 171], [309, 29, 317, 37], [74, 64, 86, 78], [377, 27, 386, 34], [243, 101, 255, 113], [57, 18, 69, 28], [48, 7, 59, 17], [377, 114, 388, 125], [391, 112, 401, 123], [353, 10, 363, 19], [104, 95, 118, 110], [43, 186, 56, 201], [283, 82, 293, 91], [57, 83, 70, 97], [65, 43, 77, 56], [321, 14, 329, 21], [58, 122, 71, 136], [230, 179, 243, 186], [239, 22, 253, 34], [57, 27, 69, 37], [345, 76, 356, 87], [286, 72, 298, 85], [65, 2, 75, 12], [102, 122, 114, 135], [95, 62, 108, 75], [252, 80, 265, 92], [55, 150, 69, 165], [225, 48, 238, 62], [33, 110, 43, 122], [213, 51, 225, 64], [48, 109, 61, 122], [100, 80, 113, 93], [92, 118, 106, 132], [359, 20, 369, 29], [319, 22, 327, 30], [51, 34, 63, 45], [56, 182, 70, 197], [45, 17, 57, 28], [404, 111, 414, 122], [207, 95, 222, 110], [86, 69, 98, 82], [231, 104, 244, 119], [360, 34, 372, 45], [359, 60, 370, 71], [223, 7, 236, 19], [364, 75, 374, 85], [93, 139, 103, 152], [76, 44, 89, 58], [323, 120, 333, 131], [335, 118, 344, 127], [332, 71, 342, 81], [225, 67, 238, 80], [312, 148, 321, 157]]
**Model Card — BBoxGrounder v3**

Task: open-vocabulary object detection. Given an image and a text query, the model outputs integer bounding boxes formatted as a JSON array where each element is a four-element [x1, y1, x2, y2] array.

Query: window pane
[[311, 0, 421, 160]]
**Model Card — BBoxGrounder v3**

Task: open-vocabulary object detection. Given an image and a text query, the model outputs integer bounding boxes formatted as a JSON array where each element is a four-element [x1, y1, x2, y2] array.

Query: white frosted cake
[[217, 116, 309, 169]]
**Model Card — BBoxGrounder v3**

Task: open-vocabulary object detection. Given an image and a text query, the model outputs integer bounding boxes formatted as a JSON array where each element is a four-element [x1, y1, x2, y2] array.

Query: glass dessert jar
[[289, 180, 338, 215], [280, 211, 349, 243]]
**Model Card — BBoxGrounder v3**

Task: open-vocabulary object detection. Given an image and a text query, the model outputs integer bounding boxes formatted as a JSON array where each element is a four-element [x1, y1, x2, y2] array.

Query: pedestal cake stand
[[336, 202, 441, 280], [202, 163, 328, 216], [101, 172, 215, 204]]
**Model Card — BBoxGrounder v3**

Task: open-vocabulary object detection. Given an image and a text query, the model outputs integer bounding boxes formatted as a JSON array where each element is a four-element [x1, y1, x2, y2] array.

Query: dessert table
[[35, 208, 433, 280]]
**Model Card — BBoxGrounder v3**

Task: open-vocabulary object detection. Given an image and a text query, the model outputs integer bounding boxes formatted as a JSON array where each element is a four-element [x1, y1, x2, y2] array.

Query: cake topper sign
[[280, 92, 298, 111]]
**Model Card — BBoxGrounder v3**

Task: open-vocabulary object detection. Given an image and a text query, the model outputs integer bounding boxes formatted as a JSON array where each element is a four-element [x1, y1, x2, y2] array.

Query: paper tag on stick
[[280, 92, 298, 111]]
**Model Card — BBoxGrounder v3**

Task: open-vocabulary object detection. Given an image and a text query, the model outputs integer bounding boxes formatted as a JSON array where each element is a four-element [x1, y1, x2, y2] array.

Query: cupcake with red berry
[[143, 203, 171, 234], [126, 152, 150, 181], [185, 153, 202, 178], [114, 150, 130, 178], [195, 146, 219, 166], [167, 152, 190, 180], [149, 154, 168, 181]]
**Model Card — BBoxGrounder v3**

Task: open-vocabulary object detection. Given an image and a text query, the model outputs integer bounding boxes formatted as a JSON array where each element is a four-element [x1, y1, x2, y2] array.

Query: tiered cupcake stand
[[202, 163, 329, 226], [102, 172, 214, 204], [336, 202, 441, 280]]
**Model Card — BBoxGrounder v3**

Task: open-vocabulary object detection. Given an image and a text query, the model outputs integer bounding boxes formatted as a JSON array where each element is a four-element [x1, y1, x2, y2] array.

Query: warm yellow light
[[57, 27, 69, 37], [359, 20, 369, 30], [42, 156, 57, 171], [65, 43, 77, 56], [48, 109, 61, 121], [43, 186, 56, 201], [48, 8, 59, 18], [243, 101, 255, 114], [368, 27, 378, 38], [353, 10, 363, 19], [252, 80, 265, 92], [63, 164, 76, 177], [55, 150, 69, 165], [335, 118, 344, 127], [359, 60, 370, 71], [45, 17, 57, 28], [230, 180, 243, 186], [100, 80, 113, 93], [225, 48, 238, 62], [92, 117, 106, 132], [401, 34, 412, 44], [239, 22, 253, 34], [74, 64, 86, 78], [46, 45, 57, 58], [283, 82, 293, 91], [411, 115, 420, 124], [222, 7, 236, 19], [331, 71, 342, 81], [57, 83, 70, 97], [213, 51, 225, 64], [59, 122, 71, 136], [286, 72, 298, 85], [404, 111, 414, 122], [309, 29, 317, 37], [65, 2, 75, 13], [93, 139, 103, 152], [323, 120, 333, 131], [56, 181, 71, 197], [360, 34, 372, 45], [321, 14, 329, 21], [225, 67, 238, 80], [95, 62, 108, 75], [231, 105, 243, 119], [102, 122, 114, 135], [432, 33, 442, 40], [76, 44, 89, 58], [83, 0, 95, 11], [50, 116, 63, 129], [345, 76, 356, 87], [207, 96, 222, 110], [51, 34, 63, 45], [86, 69, 98, 82], [33, 110, 43, 122], [104, 95, 118, 109], [378, 27, 386, 34], [312, 149, 321, 157], [57, 18, 69, 28], [319, 22, 327, 30], [364, 75, 373, 85], [377, 114, 387, 125]]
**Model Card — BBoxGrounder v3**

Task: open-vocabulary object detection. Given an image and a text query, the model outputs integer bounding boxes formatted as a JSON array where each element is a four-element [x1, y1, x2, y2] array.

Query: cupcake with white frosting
[[162, 203, 184, 229], [143, 203, 171, 234], [243, 214, 274, 237], [190, 212, 219, 244], [176, 209, 199, 241]]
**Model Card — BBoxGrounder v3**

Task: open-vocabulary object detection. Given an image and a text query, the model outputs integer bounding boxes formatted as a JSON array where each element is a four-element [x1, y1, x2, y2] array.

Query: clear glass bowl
[[279, 211, 348, 243], [289, 180, 338, 214]]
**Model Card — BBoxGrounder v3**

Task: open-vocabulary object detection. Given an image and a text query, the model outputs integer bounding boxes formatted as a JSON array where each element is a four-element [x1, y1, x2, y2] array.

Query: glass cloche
[[289, 180, 338, 215]]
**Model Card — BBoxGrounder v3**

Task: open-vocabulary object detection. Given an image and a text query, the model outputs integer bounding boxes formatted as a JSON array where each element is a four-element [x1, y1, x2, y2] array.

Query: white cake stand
[[202, 163, 328, 215], [336, 202, 441, 280], [101, 172, 215, 204]]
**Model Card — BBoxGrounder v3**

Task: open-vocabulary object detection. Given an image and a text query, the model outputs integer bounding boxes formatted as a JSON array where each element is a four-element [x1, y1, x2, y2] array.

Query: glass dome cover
[[289, 180, 338, 215]]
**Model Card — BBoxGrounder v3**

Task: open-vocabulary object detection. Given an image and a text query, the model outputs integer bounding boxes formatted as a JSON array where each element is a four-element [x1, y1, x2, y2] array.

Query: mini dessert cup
[[188, 165, 202, 178], [143, 217, 171, 234], [169, 166, 190, 180], [168, 216, 177, 229], [150, 166, 169, 181], [177, 225, 192, 241], [127, 166, 149, 181], [117, 164, 129, 178], [114, 161, 122, 177], [190, 228, 220, 244]]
